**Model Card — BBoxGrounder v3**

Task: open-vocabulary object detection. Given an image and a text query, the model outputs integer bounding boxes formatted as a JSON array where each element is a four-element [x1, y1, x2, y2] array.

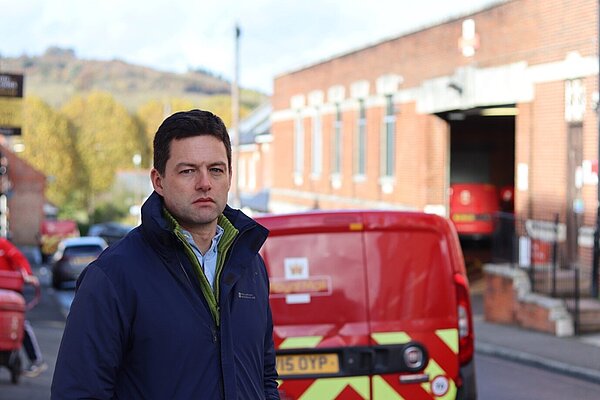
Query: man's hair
[[153, 109, 232, 175]]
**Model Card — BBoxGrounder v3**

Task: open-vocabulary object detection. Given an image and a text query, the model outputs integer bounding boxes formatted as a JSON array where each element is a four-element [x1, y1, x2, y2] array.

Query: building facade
[[236, 102, 273, 213], [270, 0, 598, 271], [0, 143, 46, 245]]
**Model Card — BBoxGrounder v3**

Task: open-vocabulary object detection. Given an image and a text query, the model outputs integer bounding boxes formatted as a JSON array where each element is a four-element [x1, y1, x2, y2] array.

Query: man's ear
[[150, 169, 164, 196]]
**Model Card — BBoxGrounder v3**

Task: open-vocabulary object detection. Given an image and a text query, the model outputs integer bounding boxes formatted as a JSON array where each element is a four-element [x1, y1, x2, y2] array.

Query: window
[[332, 104, 342, 175], [311, 109, 322, 177], [355, 99, 366, 176], [294, 113, 304, 183], [382, 95, 396, 177]]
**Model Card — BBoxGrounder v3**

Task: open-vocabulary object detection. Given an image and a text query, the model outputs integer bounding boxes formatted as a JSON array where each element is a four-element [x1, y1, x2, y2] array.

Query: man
[[0, 237, 47, 377], [51, 109, 279, 399]]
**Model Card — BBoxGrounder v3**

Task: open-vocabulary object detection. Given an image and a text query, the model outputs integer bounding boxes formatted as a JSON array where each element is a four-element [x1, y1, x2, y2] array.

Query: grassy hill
[[0, 46, 266, 111]]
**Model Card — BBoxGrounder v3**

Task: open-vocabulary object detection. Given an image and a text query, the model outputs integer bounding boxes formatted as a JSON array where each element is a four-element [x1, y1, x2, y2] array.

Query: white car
[[51, 236, 108, 289]]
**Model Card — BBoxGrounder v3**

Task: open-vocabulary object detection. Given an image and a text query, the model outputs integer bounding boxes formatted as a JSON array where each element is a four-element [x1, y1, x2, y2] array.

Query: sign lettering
[[0, 74, 24, 98]]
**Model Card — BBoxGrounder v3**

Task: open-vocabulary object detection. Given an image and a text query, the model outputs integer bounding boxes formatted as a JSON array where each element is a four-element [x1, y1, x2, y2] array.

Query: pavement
[[470, 278, 600, 384]]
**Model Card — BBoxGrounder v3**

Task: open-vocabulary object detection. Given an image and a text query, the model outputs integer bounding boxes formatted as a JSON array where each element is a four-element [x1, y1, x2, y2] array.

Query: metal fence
[[490, 212, 584, 334]]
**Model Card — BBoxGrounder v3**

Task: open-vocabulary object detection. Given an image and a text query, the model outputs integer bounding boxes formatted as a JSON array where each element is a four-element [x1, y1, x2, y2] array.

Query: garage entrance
[[438, 105, 517, 278]]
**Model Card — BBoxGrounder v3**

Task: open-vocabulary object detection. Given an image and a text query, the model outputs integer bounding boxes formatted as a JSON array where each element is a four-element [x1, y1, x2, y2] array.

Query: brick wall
[[484, 264, 574, 336], [271, 0, 598, 218], [1, 145, 46, 246], [484, 272, 517, 323]]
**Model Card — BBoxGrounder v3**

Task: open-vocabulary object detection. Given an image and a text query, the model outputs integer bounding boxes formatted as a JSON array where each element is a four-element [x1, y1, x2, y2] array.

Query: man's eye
[[210, 168, 224, 174], [180, 169, 194, 174]]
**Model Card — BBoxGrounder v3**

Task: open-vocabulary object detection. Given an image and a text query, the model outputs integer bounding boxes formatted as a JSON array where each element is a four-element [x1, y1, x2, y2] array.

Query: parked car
[[87, 222, 133, 245], [51, 236, 107, 289]]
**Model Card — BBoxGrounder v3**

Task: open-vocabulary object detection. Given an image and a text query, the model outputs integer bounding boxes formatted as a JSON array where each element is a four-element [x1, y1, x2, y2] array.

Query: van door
[[362, 212, 460, 400], [260, 212, 372, 400]]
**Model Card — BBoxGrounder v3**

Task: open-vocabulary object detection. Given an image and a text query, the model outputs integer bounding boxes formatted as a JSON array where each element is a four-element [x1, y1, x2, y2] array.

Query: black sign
[[0, 127, 21, 136], [0, 74, 24, 98]]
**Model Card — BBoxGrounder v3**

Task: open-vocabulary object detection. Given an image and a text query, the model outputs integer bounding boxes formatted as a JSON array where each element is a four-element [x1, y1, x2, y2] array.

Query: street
[[475, 353, 600, 400], [2, 265, 600, 399]]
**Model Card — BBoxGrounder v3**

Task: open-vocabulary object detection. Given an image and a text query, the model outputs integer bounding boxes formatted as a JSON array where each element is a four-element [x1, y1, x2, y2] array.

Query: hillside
[[0, 47, 266, 110]]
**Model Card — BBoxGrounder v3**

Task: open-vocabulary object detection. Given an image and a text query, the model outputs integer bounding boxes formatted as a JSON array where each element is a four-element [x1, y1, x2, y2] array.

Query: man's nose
[[195, 170, 211, 190]]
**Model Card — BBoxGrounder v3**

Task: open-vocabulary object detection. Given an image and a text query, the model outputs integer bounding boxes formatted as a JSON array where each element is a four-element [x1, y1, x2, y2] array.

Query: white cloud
[[0, 0, 501, 93]]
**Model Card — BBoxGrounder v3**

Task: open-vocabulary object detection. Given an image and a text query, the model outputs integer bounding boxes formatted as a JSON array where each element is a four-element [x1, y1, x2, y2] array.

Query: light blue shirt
[[181, 225, 224, 289]]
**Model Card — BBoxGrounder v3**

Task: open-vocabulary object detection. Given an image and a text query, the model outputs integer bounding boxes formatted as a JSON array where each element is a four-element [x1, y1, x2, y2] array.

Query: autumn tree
[[136, 98, 195, 168], [135, 93, 266, 166], [198, 91, 266, 127], [61, 91, 144, 216], [21, 96, 80, 210]]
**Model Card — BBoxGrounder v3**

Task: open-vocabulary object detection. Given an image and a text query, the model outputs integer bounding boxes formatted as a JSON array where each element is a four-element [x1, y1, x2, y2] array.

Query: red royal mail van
[[449, 183, 499, 240], [256, 210, 476, 400]]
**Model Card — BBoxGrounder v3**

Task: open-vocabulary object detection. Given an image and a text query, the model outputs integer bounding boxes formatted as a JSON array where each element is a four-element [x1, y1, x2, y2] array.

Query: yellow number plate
[[276, 353, 339, 377], [452, 213, 475, 222]]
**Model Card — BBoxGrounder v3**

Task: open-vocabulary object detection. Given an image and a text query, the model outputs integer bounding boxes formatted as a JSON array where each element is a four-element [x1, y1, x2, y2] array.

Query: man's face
[[151, 135, 231, 232]]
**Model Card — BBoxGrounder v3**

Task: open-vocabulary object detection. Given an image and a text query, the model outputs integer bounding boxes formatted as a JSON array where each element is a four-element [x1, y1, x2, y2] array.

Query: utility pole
[[0, 152, 8, 238], [593, 0, 600, 298], [231, 24, 241, 208]]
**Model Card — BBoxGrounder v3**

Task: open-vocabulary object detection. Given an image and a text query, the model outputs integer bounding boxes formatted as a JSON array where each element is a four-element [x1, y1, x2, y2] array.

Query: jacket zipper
[[174, 250, 193, 287], [174, 241, 219, 343]]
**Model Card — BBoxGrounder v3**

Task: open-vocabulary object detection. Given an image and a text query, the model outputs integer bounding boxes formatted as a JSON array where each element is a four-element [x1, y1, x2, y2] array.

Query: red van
[[257, 210, 476, 400], [449, 183, 499, 240]]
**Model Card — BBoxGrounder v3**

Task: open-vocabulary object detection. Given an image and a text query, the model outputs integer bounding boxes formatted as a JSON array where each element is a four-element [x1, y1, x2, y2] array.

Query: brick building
[[0, 143, 46, 245], [236, 102, 273, 213], [269, 0, 598, 274]]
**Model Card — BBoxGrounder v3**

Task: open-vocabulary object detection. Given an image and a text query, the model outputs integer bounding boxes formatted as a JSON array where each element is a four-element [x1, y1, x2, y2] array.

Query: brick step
[[565, 298, 600, 333], [528, 269, 588, 297]]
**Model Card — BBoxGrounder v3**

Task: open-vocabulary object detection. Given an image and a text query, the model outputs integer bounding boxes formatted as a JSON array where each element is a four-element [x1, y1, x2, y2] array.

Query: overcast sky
[[1, 0, 501, 94]]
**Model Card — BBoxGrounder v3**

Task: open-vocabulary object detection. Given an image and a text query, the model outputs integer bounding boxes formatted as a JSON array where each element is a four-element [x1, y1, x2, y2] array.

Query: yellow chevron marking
[[299, 376, 370, 400], [371, 331, 411, 345], [279, 336, 323, 349], [421, 359, 457, 400], [436, 328, 459, 354], [372, 375, 405, 399]]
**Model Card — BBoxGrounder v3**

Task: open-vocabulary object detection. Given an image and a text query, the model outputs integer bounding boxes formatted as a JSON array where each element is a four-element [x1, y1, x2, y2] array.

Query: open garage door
[[438, 105, 517, 276]]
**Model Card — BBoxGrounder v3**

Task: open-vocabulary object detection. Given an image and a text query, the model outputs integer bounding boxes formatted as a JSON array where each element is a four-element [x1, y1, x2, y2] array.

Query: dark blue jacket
[[51, 192, 279, 399]]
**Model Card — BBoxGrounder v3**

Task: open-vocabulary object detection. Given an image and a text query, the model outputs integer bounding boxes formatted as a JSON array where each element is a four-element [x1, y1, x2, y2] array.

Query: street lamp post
[[231, 24, 241, 208], [132, 153, 142, 224], [593, 0, 600, 298]]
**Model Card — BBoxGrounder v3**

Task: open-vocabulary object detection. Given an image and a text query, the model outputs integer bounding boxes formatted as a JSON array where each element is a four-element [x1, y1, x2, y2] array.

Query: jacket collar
[[140, 191, 269, 256]]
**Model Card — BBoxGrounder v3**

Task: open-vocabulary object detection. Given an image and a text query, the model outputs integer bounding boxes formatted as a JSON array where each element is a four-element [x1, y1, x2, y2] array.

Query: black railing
[[491, 212, 517, 266], [490, 212, 584, 335]]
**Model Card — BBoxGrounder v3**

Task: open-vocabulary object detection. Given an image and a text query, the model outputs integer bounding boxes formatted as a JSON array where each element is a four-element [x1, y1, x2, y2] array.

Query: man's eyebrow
[[174, 161, 227, 168], [175, 162, 197, 169]]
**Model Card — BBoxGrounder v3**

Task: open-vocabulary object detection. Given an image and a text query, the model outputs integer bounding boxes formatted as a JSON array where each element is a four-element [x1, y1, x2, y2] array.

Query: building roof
[[239, 102, 272, 145]]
